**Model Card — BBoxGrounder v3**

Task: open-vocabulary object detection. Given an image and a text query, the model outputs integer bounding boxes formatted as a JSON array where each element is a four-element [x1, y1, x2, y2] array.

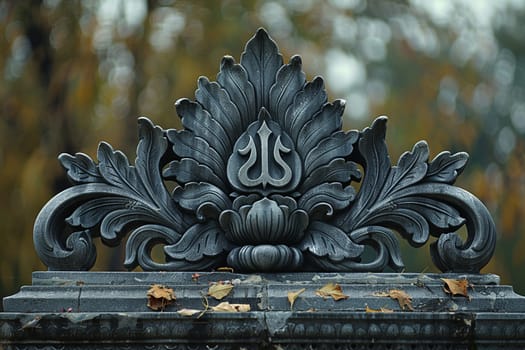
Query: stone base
[[2, 272, 525, 349]]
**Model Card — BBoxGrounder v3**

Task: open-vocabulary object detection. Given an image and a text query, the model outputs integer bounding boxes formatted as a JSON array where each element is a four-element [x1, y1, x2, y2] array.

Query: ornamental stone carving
[[33, 28, 496, 273]]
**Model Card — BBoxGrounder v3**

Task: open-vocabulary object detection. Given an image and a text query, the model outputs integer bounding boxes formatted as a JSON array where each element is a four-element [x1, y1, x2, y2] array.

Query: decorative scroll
[[33, 28, 496, 273]]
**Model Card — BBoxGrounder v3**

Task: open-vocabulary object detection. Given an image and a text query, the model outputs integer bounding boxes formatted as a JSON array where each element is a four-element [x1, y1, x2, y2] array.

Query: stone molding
[[3, 272, 525, 349]]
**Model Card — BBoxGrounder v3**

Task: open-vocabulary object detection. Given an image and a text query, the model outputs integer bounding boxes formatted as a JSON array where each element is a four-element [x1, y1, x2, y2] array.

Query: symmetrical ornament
[[33, 29, 496, 273]]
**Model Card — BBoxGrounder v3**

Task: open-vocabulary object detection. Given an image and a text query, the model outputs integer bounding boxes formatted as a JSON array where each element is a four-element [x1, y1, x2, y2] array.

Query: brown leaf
[[315, 283, 349, 301], [177, 308, 201, 317], [365, 305, 394, 313], [374, 289, 414, 311], [211, 302, 250, 312], [208, 282, 234, 300], [287, 288, 306, 310], [147, 284, 176, 311], [441, 278, 471, 298]]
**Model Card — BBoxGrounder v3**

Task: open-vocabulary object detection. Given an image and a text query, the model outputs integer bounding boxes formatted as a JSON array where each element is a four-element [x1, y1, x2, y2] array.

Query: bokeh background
[[2, 0, 525, 306]]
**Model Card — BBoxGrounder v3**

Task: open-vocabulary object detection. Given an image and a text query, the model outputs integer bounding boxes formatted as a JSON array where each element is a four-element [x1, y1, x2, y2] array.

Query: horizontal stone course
[[2, 272, 525, 349]]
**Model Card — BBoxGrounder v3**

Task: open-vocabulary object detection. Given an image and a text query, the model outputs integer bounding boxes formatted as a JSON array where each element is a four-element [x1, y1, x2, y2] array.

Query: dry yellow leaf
[[208, 282, 234, 300], [374, 289, 414, 311], [365, 305, 394, 313], [177, 308, 201, 317], [211, 302, 251, 312], [216, 267, 235, 272], [315, 283, 349, 301], [146, 284, 176, 311], [441, 278, 471, 298], [287, 288, 306, 310]]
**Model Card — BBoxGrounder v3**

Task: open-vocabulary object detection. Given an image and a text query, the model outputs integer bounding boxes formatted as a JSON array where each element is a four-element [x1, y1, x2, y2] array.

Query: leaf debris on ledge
[[147, 284, 176, 311]]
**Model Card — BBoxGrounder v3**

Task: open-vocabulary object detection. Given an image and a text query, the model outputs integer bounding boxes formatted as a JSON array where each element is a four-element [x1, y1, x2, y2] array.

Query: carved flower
[[219, 196, 309, 246]]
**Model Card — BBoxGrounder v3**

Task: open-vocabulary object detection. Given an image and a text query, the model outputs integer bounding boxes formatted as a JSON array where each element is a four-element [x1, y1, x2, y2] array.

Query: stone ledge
[[2, 272, 521, 313], [1, 311, 525, 349], [3, 272, 525, 349]]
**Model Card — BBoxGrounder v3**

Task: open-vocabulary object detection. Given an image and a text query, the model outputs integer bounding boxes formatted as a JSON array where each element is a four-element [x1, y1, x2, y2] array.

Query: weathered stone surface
[[2, 272, 525, 349]]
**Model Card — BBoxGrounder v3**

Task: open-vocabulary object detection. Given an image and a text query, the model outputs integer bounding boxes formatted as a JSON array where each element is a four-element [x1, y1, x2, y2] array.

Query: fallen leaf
[[441, 278, 471, 298], [288, 288, 306, 310], [21, 316, 41, 329], [365, 305, 394, 313], [147, 284, 176, 311], [315, 283, 349, 301], [216, 267, 235, 273], [211, 302, 250, 312], [374, 289, 414, 311], [208, 282, 234, 300], [177, 308, 201, 317], [192, 273, 201, 282]]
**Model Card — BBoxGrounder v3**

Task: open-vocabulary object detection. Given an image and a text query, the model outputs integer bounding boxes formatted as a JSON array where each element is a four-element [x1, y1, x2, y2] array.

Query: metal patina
[[2, 28, 525, 349]]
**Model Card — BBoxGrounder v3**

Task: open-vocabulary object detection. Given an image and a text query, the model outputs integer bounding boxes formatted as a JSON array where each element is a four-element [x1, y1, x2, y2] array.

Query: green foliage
[[2, 0, 525, 303]]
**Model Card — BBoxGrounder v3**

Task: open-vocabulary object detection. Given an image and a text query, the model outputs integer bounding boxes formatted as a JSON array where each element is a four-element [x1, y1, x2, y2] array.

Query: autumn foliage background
[[2, 0, 525, 304]]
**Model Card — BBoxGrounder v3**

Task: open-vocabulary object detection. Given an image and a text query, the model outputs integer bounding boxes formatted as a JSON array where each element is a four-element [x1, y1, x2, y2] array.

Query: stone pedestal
[[2, 271, 525, 349]]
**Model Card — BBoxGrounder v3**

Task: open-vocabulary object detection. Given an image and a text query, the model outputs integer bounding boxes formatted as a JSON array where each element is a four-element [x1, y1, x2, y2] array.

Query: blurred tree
[[2, 0, 525, 305]]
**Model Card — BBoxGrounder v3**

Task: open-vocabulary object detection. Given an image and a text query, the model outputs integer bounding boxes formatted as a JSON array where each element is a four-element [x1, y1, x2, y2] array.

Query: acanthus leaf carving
[[298, 221, 364, 261], [59, 152, 103, 184], [33, 28, 497, 274]]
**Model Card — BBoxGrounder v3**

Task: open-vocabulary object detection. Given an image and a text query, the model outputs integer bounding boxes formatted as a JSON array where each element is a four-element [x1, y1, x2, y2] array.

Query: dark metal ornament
[[33, 28, 496, 273]]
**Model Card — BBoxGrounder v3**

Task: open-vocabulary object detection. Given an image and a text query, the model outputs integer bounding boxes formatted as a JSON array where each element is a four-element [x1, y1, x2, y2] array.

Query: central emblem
[[228, 109, 301, 194]]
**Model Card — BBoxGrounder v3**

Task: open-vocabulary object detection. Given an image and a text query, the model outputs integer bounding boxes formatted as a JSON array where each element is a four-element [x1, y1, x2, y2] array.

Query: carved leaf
[[163, 158, 227, 189], [269, 55, 306, 120], [176, 98, 232, 159], [336, 119, 469, 250], [59, 152, 103, 184], [336, 117, 392, 232], [382, 141, 428, 197], [71, 119, 189, 246], [358, 192, 467, 246], [173, 183, 231, 220], [135, 118, 185, 227], [240, 28, 283, 112], [297, 100, 345, 159], [99, 208, 168, 243], [164, 221, 230, 262], [167, 129, 226, 180], [304, 131, 358, 176], [426, 151, 469, 184], [217, 56, 256, 131], [298, 183, 355, 217], [300, 158, 361, 191], [393, 196, 465, 235], [65, 197, 133, 228], [297, 221, 364, 260], [283, 77, 327, 142], [195, 78, 243, 141], [97, 142, 142, 193], [364, 207, 430, 246]]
